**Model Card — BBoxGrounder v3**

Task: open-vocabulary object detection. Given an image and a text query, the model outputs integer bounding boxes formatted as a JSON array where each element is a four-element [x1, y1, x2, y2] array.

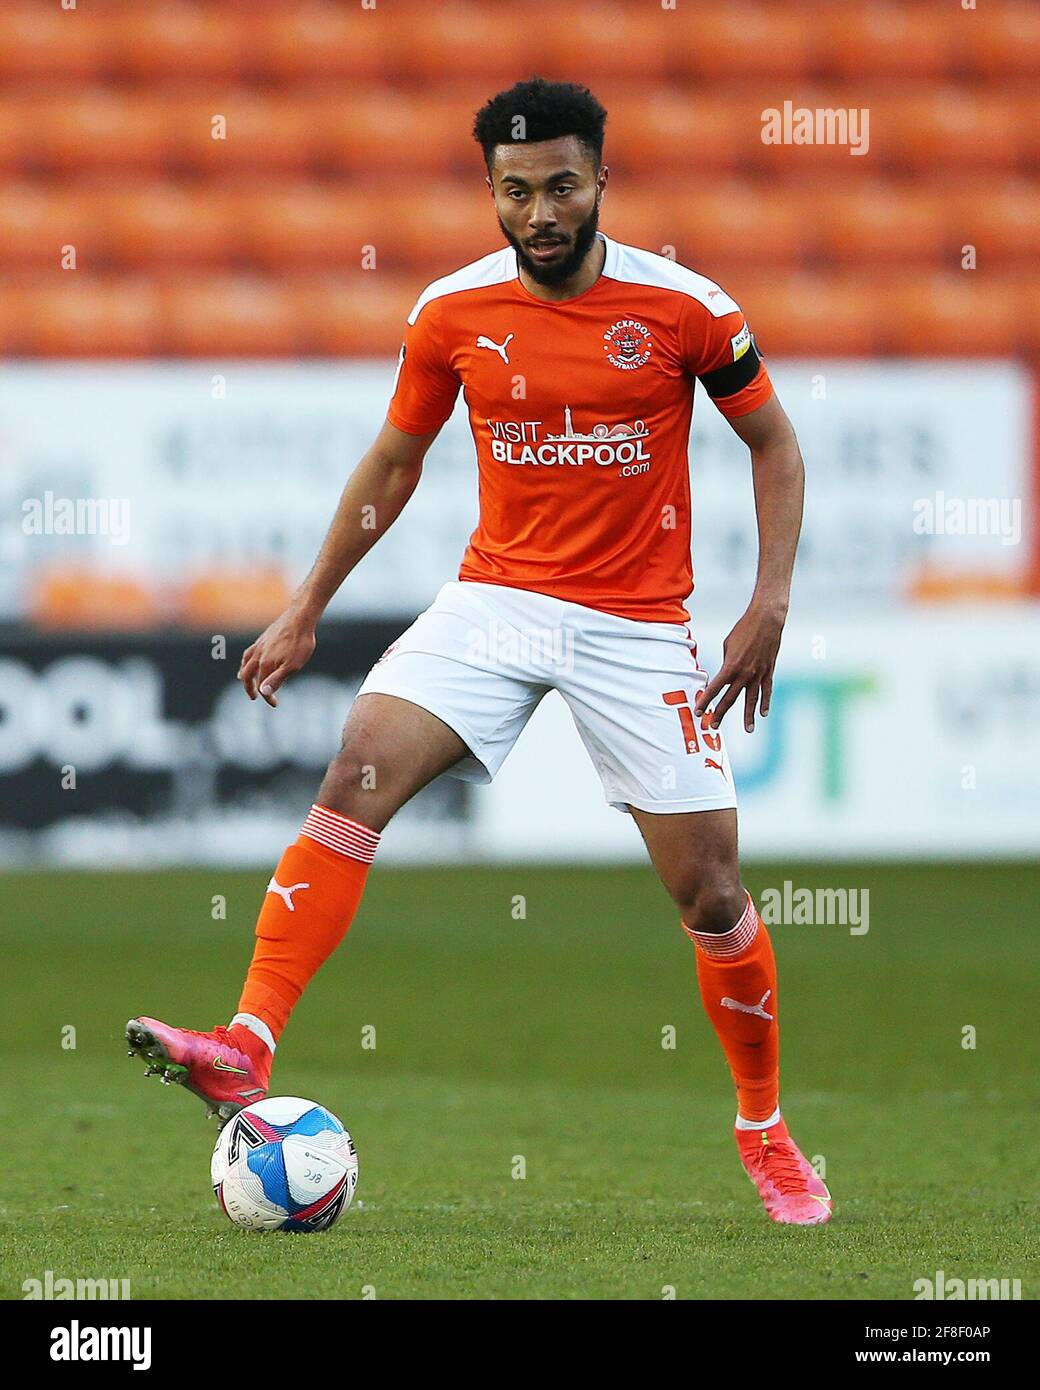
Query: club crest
[[602, 318, 652, 371]]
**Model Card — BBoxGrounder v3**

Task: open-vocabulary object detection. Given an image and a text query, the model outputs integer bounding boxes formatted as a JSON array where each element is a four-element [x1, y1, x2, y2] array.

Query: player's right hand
[[237, 606, 317, 708]]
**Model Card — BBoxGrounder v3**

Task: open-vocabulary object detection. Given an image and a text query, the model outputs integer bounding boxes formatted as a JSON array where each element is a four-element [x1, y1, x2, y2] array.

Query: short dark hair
[[473, 76, 607, 174]]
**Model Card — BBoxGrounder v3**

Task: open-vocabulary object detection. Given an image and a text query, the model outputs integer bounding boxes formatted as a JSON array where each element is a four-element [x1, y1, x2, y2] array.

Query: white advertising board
[[0, 360, 1032, 620]]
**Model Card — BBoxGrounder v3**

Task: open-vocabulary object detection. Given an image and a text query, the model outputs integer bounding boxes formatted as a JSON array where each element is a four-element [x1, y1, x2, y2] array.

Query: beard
[[499, 201, 602, 287]]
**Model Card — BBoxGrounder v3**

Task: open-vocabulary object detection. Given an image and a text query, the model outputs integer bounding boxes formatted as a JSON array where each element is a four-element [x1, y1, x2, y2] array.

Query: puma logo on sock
[[266, 877, 310, 911], [721, 989, 773, 1020]]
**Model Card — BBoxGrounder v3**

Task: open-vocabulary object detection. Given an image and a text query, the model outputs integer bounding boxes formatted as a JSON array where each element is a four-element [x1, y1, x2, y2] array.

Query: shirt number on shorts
[[662, 689, 722, 756]]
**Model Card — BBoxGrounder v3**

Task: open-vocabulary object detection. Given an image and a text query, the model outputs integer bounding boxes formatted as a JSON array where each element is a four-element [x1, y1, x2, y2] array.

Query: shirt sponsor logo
[[487, 407, 652, 474], [603, 318, 652, 371], [731, 323, 751, 361]]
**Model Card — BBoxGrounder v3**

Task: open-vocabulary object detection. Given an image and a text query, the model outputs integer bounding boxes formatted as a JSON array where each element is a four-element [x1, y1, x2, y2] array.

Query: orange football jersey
[[387, 232, 772, 622]]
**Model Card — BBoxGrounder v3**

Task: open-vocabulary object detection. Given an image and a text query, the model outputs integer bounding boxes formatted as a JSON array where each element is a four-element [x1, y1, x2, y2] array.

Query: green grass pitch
[[1, 862, 1036, 1301]]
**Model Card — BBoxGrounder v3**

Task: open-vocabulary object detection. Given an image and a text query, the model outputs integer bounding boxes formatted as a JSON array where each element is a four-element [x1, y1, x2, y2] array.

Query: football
[[211, 1096, 358, 1233]]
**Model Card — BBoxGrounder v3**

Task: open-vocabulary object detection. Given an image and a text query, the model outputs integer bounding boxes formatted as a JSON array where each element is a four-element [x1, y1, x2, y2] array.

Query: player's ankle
[[228, 1012, 277, 1057]]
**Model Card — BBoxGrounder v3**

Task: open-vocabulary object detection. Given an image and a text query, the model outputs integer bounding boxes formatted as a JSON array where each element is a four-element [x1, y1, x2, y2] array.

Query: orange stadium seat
[[507, 5, 672, 82], [241, 183, 386, 267], [735, 272, 884, 356], [597, 187, 694, 263], [106, 183, 241, 266], [162, 275, 304, 355], [179, 570, 293, 629], [15, 275, 164, 356], [1018, 277, 1040, 354], [947, 179, 1040, 264], [0, 6, 111, 81], [318, 92, 462, 175], [29, 568, 161, 632], [27, 92, 169, 172], [672, 7, 816, 80], [811, 183, 951, 266], [818, 5, 957, 79], [387, 5, 545, 81], [886, 272, 1019, 355], [247, 4, 385, 80], [0, 276, 23, 353], [298, 274, 420, 356], [0, 185, 110, 267], [113, 5, 245, 80], [882, 89, 1025, 171], [1019, 94, 1040, 165], [164, 94, 317, 173], [608, 93, 750, 174], [969, 2, 1040, 78], [378, 184, 504, 270], [668, 182, 806, 267], [0, 102, 38, 170]]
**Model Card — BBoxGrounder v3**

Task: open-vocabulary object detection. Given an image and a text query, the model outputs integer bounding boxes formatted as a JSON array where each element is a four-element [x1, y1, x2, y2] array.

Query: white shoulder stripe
[[407, 246, 517, 325], [602, 236, 741, 317]]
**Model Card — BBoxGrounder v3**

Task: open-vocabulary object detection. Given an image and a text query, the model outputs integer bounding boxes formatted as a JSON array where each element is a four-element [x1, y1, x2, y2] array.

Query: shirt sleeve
[[679, 287, 774, 419], [386, 294, 461, 435]]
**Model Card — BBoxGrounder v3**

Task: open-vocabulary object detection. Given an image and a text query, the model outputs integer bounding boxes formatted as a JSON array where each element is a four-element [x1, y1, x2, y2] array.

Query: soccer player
[[127, 78, 830, 1225]]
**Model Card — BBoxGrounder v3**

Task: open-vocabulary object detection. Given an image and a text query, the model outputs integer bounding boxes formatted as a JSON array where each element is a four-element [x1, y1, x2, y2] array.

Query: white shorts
[[355, 580, 737, 816]]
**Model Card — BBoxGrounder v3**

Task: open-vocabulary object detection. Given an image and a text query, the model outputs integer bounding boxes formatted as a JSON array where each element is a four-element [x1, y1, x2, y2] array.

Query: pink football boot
[[126, 1016, 271, 1123], [736, 1116, 833, 1225]]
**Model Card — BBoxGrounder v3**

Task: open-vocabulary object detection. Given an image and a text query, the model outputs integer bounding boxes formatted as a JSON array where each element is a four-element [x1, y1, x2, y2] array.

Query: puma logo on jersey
[[705, 757, 725, 774], [266, 877, 309, 911], [721, 989, 773, 1020], [476, 333, 514, 363]]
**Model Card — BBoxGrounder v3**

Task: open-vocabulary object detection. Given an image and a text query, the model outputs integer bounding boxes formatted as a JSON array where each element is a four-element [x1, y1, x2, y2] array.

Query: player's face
[[488, 136, 606, 286]]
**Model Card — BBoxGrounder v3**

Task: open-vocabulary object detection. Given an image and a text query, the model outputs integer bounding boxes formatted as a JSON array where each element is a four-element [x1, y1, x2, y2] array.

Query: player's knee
[[674, 875, 746, 935], [319, 744, 387, 826]]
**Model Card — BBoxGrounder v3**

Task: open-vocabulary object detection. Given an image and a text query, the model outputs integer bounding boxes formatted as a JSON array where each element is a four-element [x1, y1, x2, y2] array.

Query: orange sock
[[684, 894, 779, 1123], [236, 804, 380, 1041]]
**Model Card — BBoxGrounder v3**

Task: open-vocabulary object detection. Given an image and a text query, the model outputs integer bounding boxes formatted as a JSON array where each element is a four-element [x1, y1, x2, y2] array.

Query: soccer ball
[[211, 1096, 358, 1233]]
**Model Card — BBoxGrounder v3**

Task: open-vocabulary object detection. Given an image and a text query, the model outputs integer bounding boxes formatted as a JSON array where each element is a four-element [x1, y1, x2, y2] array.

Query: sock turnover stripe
[[300, 804, 381, 864], [683, 892, 759, 958]]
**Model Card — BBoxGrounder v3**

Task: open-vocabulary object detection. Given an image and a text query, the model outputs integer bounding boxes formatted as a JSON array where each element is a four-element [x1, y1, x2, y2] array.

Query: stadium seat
[[0, 185, 113, 268], [517, 6, 672, 81], [162, 275, 304, 355], [884, 89, 1024, 171], [734, 272, 884, 356], [597, 187, 693, 263], [113, 5, 244, 80], [247, 4, 385, 80], [15, 274, 164, 356], [818, 5, 956, 79], [106, 184, 241, 266], [165, 94, 317, 174], [29, 568, 161, 632], [318, 91, 463, 176], [388, 5, 547, 80], [241, 183, 382, 268], [0, 7, 110, 81], [667, 182, 806, 266], [673, 7, 816, 80], [886, 272, 1019, 355], [179, 570, 293, 629], [608, 94, 749, 174], [946, 179, 1040, 265], [969, 2, 1040, 78], [298, 274, 421, 355], [379, 184, 507, 270], [28, 92, 169, 172], [811, 183, 951, 266]]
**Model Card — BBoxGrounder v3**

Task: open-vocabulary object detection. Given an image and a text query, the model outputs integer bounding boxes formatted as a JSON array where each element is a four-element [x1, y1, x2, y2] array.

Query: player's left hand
[[694, 600, 786, 733]]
